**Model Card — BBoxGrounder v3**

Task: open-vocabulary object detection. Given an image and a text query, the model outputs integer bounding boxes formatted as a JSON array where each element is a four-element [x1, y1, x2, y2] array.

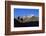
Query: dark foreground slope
[[14, 18, 39, 27]]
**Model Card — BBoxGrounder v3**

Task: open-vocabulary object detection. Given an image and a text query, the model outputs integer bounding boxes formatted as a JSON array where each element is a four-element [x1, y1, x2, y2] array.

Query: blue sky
[[14, 8, 39, 17]]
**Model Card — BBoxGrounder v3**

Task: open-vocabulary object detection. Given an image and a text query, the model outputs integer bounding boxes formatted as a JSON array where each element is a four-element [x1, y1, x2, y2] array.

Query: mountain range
[[14, 16, 39, 23]]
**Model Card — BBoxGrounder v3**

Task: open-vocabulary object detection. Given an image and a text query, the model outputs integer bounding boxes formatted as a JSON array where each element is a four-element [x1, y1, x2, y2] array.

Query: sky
[[14, 8, 39, 17]]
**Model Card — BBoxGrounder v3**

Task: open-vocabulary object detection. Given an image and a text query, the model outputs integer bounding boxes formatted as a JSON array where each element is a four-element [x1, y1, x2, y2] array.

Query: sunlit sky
[[14, 8, 39, 17]]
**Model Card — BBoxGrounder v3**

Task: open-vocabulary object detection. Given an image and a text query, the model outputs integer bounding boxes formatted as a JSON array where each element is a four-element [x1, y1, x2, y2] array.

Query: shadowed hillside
[[14, 16, 39, 27]]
